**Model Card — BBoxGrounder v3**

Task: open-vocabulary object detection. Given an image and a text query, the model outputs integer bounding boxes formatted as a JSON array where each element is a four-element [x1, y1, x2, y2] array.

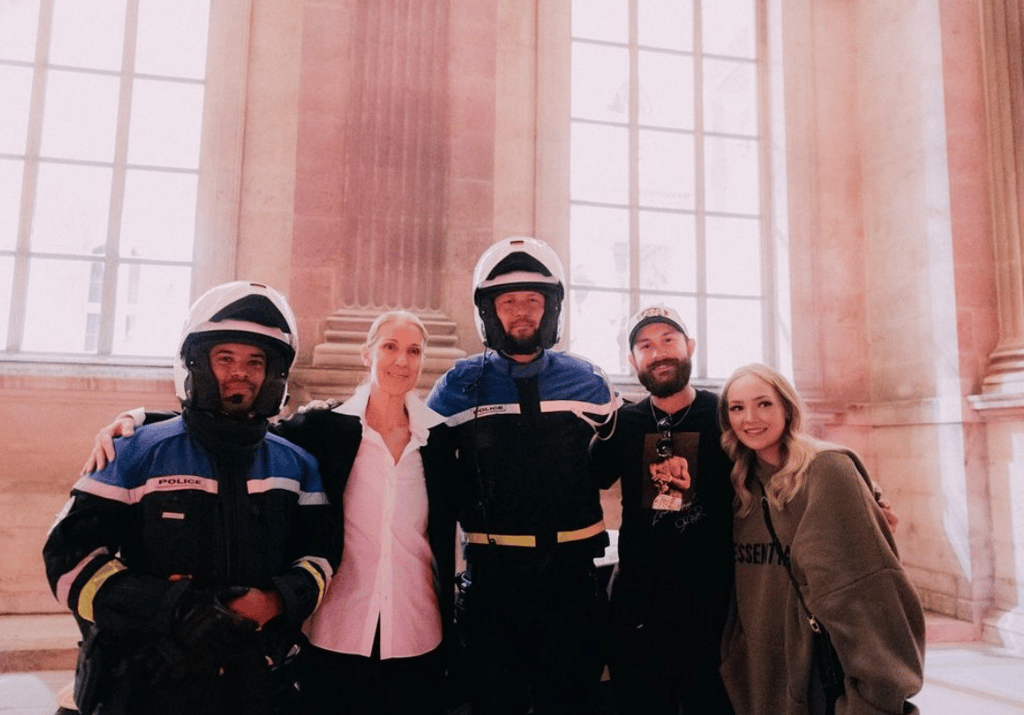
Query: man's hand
[[224, 587, 284, 629], [296, 398, 340, 414], [80, 414, 138, 474]]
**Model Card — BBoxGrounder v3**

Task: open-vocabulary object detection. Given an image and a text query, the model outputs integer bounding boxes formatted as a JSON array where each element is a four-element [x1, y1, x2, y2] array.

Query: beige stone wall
[[781, 0, 1022, 647], [984, 417, 1024, 649], [856, 0, 990, 624], [0, 370, 179, 613]]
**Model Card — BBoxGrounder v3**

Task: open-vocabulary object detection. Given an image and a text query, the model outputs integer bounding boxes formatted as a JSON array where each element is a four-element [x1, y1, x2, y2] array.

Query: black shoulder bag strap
[[758, 481, 846, 714]]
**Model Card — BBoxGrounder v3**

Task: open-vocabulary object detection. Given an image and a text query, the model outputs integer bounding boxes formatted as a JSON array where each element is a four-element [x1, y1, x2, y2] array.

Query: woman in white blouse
[[274, 311, 458, 715]]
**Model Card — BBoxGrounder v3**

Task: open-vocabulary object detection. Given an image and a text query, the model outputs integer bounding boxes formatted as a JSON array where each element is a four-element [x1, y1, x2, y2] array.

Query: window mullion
[[6, 0, 54, 353], [693, 0, 708, 378], [756, 0, 777, 367], [97, 0, 141, 356], [628, 0, 640, 316]]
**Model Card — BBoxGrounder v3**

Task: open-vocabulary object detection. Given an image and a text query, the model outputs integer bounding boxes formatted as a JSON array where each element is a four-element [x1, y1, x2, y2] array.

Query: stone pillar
[[971, 0, 1024, 410], [289, 0, 467, 401]]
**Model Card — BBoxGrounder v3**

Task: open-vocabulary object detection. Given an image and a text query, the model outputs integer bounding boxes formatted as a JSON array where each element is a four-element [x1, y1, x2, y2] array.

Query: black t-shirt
[[595, 389, 735, 640]]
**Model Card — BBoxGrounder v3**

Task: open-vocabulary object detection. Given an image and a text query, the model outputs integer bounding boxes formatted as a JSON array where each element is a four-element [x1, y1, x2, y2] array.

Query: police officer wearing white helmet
[[44, 282, 334, 715], [427, 237, 620, 715]]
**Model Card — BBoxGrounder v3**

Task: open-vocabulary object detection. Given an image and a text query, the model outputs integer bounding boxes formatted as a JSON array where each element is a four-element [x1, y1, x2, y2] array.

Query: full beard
[[638, 358, 692, 398], [500, 328, 543, 356]]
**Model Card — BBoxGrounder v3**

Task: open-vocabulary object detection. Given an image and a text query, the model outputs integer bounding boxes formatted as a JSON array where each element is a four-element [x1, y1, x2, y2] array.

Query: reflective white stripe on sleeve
[[247, 477, 329, 505], [73, 474, 219, 504]]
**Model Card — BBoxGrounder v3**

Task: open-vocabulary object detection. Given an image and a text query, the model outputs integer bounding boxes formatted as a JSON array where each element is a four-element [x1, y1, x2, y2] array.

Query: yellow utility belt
[[463, 520, 605, 548]]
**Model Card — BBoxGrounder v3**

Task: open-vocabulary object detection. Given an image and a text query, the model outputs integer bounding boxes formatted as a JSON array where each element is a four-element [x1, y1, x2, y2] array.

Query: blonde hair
[[362, 310, 429, 379], [717, 363, 827, 517]]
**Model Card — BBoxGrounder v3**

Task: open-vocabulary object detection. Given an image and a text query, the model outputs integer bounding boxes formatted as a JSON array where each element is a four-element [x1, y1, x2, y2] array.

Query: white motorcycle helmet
[[472, 237, 565, 350], [174, 281, 298, 418]]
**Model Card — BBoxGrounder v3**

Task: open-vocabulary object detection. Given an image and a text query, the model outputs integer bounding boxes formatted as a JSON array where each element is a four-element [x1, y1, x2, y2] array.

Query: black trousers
[[459, 557, 609, 715], [607, 582, 734, 715], [298, 632, 445, 715]]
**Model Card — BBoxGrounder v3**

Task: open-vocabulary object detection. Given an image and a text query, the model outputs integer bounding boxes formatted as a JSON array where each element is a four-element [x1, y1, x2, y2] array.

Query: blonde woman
[[717, 363, 924, 715], [274, 311, 456, 715]]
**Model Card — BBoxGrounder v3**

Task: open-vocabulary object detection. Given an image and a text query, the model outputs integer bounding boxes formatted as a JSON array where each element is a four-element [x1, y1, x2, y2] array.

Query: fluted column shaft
[[340, 0, 449, 310], [973, 0, 1024, 408]]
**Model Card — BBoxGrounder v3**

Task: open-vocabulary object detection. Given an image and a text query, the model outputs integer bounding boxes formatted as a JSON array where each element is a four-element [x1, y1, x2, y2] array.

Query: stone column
[[971, 0, 1024, 410], [289, 0, 466, 401]]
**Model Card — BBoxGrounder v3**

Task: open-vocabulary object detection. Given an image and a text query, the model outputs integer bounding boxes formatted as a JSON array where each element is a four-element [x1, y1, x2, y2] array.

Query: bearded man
[[426, 237, 619, 715], [593, 305, 737, 715]]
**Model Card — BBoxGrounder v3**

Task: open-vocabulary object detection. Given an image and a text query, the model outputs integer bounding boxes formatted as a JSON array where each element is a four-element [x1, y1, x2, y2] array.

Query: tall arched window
[[563, 0, 782, 381]]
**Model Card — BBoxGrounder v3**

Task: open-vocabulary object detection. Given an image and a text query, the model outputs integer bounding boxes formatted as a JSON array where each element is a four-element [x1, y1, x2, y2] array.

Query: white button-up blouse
[[305, 383, 444, 659]]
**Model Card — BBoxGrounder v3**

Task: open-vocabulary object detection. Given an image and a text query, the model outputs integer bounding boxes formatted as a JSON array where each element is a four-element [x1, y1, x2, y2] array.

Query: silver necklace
[[650, 396, 695, 430], [651, 397, 695, 458]]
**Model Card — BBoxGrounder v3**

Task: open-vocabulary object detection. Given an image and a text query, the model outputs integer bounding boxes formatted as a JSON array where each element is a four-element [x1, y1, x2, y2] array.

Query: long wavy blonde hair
[[717, 363, 827, 517]]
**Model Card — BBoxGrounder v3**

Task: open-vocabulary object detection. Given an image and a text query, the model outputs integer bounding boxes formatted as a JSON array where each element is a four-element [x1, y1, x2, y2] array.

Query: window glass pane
[[702, 0, 756, 59], [572, 43, 629, 123], [0, 159, 24, 250], [635, 291, 699, 373], [0, 0, 41, 62], [49, 0, 126, 71], [704, 58, 757, 136], [121, 170, 198, 261], [136, 0, 210, 79], [572, 0, 628, 43], [0, 256, 12, 345], [22, 257, 100, 353], [0, 66, 33, 155], [128, 79, 204, 168], [639, 210, 696, 293], [112, 263, 190, 357], [704, 136, 759, 214], [571, 205, 629, 289], [569, 288, 630, 375], [571, 123, 628, 204], [31, 163, 112, 255], [639, 50, 693, 130], [638, 0, 692, 51], [639, 129, 694, 210], [706, 216, 761, 296], [40, 70, 119, 162], [706, 297, 762, 378]]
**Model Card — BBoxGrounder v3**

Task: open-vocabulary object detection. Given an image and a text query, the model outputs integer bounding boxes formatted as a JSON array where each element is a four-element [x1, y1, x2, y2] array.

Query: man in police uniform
[[426, 237, 619, 715], [44, 282, 334, 715]]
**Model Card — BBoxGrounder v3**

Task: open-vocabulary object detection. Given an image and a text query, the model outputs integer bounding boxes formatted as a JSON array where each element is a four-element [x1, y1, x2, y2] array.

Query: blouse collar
[[333, 382, 444, 446]]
